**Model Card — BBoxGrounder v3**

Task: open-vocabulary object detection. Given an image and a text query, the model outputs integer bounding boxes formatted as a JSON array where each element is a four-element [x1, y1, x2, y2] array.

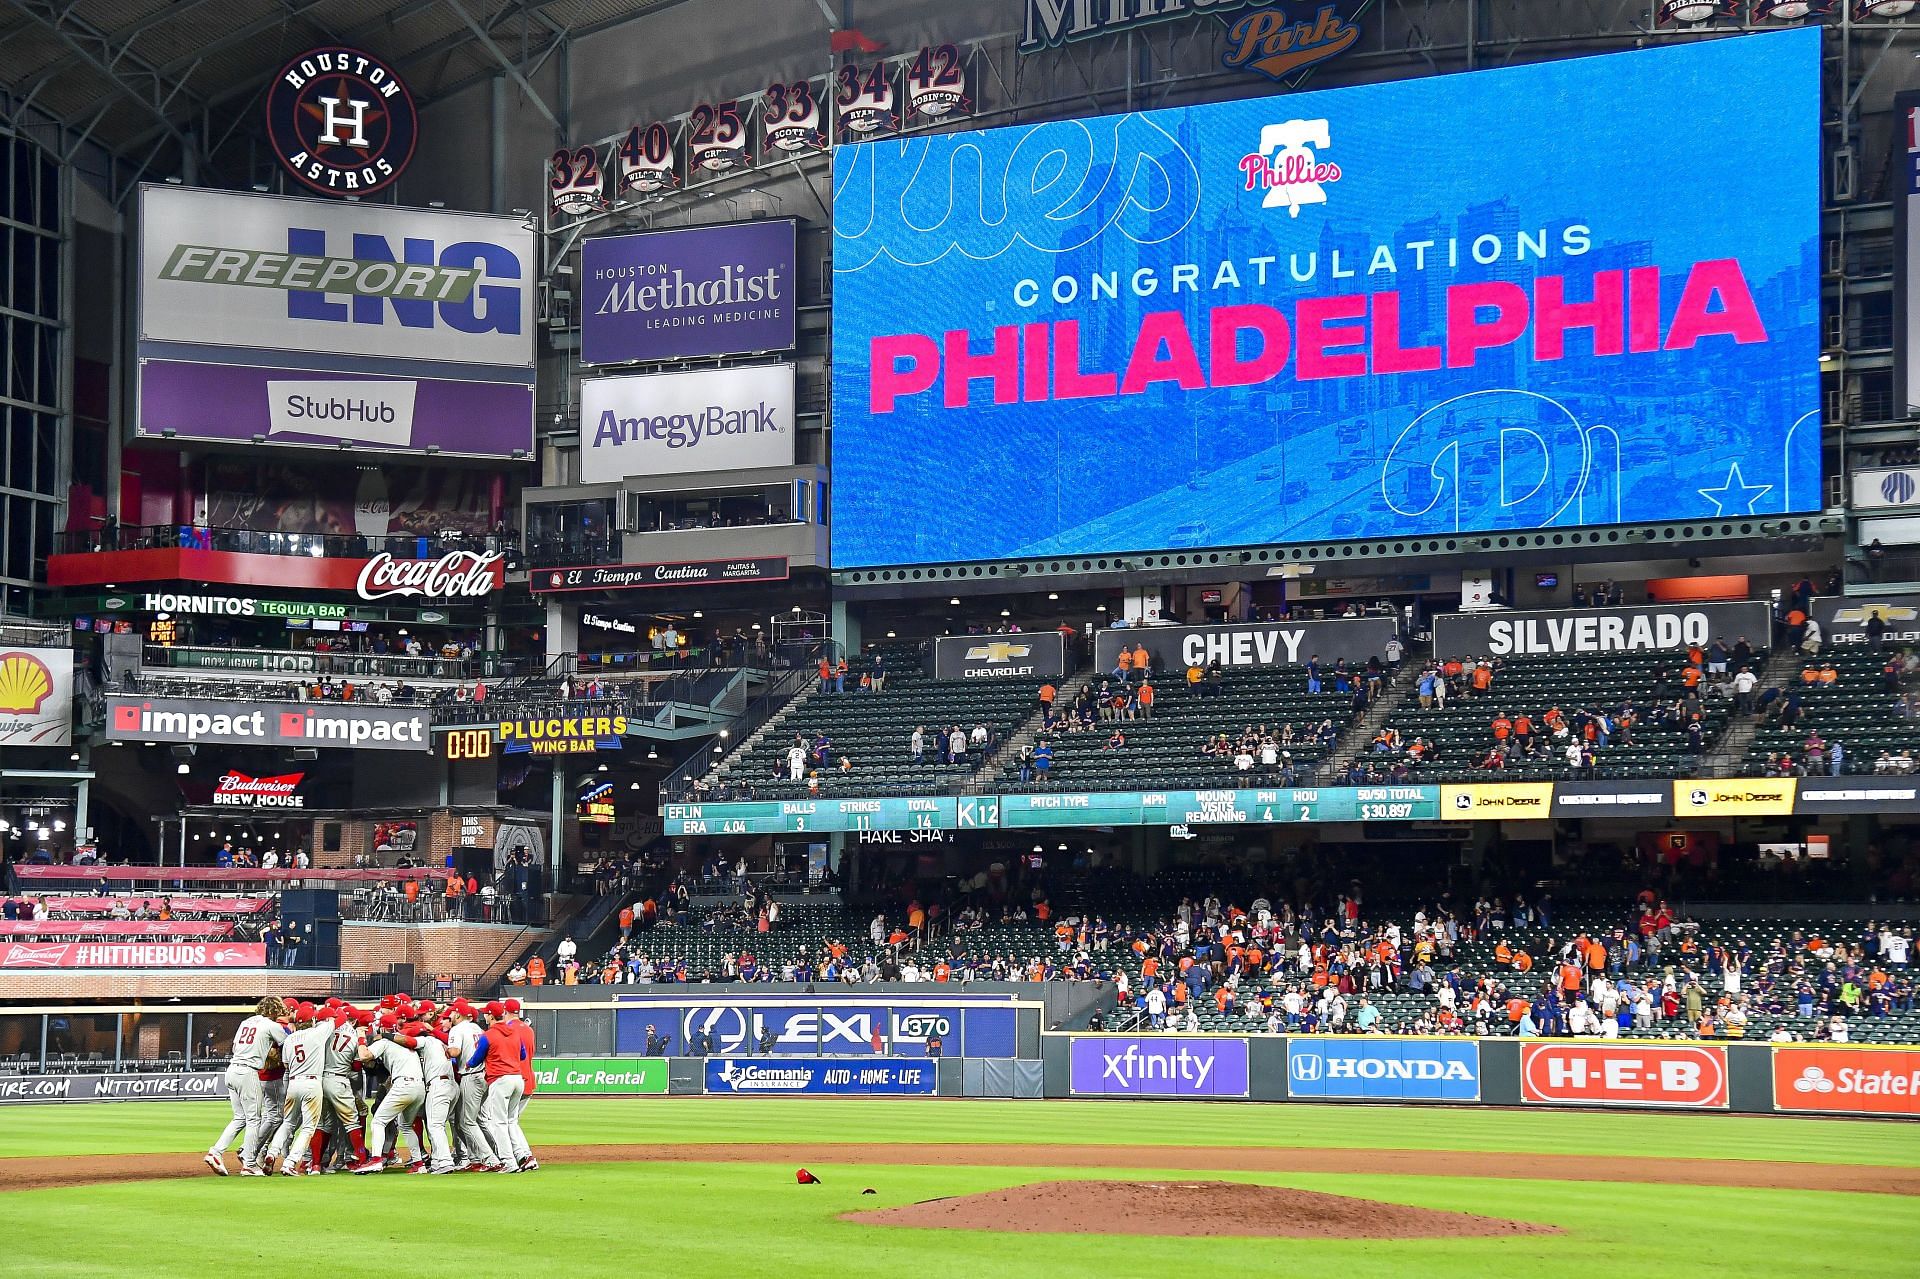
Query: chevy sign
[[1285, 1036, 1480, 1101], [1068, 1035, 1250, 1097]]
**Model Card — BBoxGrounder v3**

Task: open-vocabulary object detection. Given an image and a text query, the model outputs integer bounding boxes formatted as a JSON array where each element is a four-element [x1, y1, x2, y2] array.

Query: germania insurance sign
[[265, 48, 418, 196]]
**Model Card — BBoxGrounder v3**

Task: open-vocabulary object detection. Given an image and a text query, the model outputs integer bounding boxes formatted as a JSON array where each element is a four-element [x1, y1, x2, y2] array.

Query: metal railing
[[660, 663, 815, 802], [141, 644, 524, 682], [56, 523, 520, 566]]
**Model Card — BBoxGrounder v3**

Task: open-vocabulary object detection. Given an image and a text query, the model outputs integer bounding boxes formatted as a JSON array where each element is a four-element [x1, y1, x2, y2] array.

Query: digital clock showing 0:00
[[442, 728, 495, 760]]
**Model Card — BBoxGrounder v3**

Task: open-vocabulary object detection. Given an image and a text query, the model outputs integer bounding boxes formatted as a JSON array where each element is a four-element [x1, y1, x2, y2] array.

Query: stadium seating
[[1369, 651, 1747, 781], [1743, 646, 1920, 775], [567, 871, 1919, 1044], [699, 641, 1036, 800], [998, 666, 1354, 792]]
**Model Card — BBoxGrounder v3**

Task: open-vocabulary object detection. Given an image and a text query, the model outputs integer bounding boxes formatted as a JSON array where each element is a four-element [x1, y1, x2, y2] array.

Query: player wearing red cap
[[352, 1012, 426, 1174], [468, 1001, 531, 1172], [443, 1001, 494, 1171], [206, 996, 287, 1176], [265, 1004, 330, 1175], [388, 1012, 459, 1174], [502, 999, 539, 1172], [318, 1007, 371, 1170]]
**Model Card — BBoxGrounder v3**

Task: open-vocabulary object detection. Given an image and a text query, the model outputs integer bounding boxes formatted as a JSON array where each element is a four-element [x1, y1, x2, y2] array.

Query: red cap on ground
[[795, 1168, 822, 1185]]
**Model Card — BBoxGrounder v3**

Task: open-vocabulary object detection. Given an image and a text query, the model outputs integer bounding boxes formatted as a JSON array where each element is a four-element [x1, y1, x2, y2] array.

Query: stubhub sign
[[1286, 1037, 1480, 1101]]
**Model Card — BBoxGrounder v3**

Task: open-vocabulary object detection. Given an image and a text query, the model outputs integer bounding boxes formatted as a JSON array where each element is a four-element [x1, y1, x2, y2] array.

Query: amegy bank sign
[[1433, 601, 1771, 657], [106, 696, 431, 752]]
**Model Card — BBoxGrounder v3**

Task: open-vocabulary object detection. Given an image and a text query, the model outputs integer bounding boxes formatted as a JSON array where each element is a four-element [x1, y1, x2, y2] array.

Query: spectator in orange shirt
[[1491, 714, 1512, 741], [1137, 681, 1155, 718]]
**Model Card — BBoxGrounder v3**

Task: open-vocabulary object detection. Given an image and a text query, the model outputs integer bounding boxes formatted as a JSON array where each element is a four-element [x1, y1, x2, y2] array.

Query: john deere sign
[[533, 1057, 667, 1094]]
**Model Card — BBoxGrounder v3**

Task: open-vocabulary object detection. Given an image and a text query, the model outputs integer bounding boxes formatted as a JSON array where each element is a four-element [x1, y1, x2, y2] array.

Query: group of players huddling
[[204, 994, 538, 1176]]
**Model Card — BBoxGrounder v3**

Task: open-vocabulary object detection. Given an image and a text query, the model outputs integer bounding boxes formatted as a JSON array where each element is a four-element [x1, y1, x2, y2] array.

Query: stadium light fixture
[[647, 745, 658, 759], [1000, 609, 1011, 617], [1048, 593, 1059, 601], [886, 630, 896, 638], [177, 762, 190, 774], [630, 781, 641, 790], [597, 763, 609, 772], [949, 597, 960, 606]]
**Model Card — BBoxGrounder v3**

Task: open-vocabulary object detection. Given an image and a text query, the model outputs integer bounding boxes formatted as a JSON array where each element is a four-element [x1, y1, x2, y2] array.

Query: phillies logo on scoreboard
[[354, 550, 503, 602], [264, 47, 418, 196], [1520, 1042, 1729, 1108], [1239, 118, 1343, 218]]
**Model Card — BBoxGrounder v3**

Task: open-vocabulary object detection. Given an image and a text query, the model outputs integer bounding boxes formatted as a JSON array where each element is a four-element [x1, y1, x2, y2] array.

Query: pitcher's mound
[[844, 1179, 1561, 1239]]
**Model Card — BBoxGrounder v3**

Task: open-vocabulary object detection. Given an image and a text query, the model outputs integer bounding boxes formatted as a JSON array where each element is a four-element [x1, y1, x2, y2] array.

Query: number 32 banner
[[830, 31, 1821, 568]]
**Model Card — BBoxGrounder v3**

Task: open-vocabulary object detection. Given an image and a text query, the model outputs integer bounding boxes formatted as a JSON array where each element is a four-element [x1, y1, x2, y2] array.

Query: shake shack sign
[[1433, 602, 1771, 658]]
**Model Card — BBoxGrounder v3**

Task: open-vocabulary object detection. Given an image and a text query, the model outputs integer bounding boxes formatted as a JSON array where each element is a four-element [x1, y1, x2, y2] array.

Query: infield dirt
[[843, 1179, 1564, 1238]]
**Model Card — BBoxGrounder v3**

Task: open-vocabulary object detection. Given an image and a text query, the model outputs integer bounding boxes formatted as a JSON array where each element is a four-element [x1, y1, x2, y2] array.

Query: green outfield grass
[[5, 1099, 1915, 1278], [6, 1096, 1918, 1165]]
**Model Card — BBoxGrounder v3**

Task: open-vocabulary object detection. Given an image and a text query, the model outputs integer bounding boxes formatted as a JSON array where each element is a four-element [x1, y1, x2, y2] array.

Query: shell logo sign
[[0, 652, 53, 714], [0, 648, 72, 747]]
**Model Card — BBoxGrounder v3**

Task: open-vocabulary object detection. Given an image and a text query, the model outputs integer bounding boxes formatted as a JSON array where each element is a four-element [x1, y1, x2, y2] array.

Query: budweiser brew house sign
[[355, 551, 504, 602]]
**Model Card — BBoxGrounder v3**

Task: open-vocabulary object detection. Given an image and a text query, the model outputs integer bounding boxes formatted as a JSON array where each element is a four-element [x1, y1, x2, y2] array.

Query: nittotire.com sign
[[0, 1071, 226, 1103]]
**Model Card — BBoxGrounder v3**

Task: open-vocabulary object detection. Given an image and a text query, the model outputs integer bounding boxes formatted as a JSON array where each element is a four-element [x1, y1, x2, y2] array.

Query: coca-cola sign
[[354, 550, 503, 601], [213, 771, 307, 809]]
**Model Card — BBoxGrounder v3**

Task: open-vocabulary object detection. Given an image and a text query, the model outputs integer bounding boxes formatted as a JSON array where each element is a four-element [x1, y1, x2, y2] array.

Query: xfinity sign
[[1069, 1036, 1250, 1097], [1286, 1037, 1480, 1101], [580, 364, 796, 484]]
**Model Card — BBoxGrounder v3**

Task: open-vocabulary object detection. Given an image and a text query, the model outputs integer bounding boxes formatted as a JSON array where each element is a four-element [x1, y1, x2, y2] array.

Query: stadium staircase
[[1323, 659, 1423, 780], [1702, 645, 1806, 777], [970, 669, 1098, 792]]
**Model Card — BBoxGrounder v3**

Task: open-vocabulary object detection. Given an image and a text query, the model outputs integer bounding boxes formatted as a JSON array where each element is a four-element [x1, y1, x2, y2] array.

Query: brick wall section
[[0, 971, 338, 1000], [310, 812, 499, 870], [340, 920, 549, 990]]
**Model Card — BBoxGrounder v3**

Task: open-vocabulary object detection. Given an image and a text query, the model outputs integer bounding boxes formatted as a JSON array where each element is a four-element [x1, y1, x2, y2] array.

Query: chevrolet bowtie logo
[[1834, 606, 1919, 624], [966, 643, 1031, 662]]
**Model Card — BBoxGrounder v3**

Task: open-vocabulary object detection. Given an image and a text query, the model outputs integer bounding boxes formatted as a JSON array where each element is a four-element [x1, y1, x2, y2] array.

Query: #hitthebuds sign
[[212, 771, 307, 809], [582, 220, 797, 364]]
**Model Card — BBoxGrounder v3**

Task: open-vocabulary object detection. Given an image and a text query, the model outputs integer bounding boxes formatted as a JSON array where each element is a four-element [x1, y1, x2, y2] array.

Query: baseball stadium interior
[[1, 1, 1918, 1257]]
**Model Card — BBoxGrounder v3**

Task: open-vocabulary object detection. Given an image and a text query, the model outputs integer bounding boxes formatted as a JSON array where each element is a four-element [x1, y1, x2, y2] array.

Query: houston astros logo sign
[[265, 47, 418, 196]]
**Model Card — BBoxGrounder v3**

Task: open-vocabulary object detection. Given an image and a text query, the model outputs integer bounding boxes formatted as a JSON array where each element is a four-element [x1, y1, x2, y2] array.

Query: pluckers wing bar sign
[[1021, 1, 1372, 88], [533, 557, 789, 593], [265, 48, 418, 196], [500, 714, 629, 755]]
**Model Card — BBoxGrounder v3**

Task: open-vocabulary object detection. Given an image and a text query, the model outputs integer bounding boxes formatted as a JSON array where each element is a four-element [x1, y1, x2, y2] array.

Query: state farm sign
[[213, 771, 306, 809], [1520, 1042, 1728, 1109], [354, 550, 503, 602], [1772, 1047, 1920, 1117], [1, 942, 267, 968]]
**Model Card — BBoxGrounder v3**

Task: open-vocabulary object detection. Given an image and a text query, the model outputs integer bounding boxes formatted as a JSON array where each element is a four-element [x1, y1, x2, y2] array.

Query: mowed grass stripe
[[5, 1097, 1917, 1168], [1, 1164, 1914, 1279]]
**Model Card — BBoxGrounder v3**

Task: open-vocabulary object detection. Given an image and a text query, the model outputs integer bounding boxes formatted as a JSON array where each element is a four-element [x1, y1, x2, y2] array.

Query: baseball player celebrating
[[205, 997, 287, 1176], [468, 1000, 534, 1172], [266, 1004, 331, 1175], [353, 1012, 426, 1173], [388, 1013, 459, 1174], [317, 1007, 373, 1170], [443, 1002, 494, 1170]]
